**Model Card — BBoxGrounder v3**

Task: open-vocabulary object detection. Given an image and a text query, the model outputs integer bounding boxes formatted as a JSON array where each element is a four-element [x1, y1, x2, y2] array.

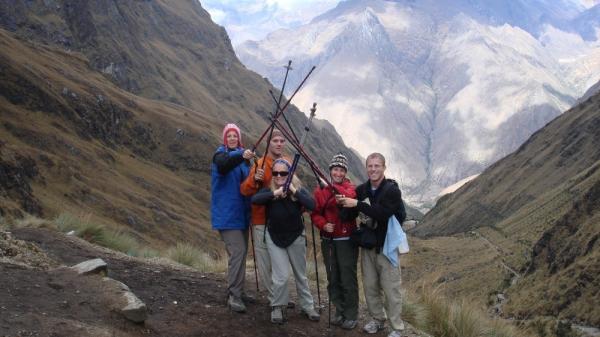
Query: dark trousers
[[321, 238, 359, 320]]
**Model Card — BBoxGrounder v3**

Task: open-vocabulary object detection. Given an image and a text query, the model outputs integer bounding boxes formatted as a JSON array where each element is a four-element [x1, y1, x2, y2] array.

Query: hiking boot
[[241, 293, 256, 304], [227, 295, 246, 313], [330, 314, 344, 326], [301, 307, 321, 321], [341, 319, 358, 330], [271, 306, 284, 324], [363, 319, 385, 334]]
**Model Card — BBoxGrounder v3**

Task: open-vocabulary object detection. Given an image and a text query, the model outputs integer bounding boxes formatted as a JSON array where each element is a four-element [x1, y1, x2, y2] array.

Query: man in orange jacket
[[241, 129, 288, 302]]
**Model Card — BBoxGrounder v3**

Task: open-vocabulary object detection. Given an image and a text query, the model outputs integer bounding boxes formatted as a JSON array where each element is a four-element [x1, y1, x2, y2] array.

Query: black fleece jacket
[[251, 187, 315, 248], [354, 179, 403, 249]]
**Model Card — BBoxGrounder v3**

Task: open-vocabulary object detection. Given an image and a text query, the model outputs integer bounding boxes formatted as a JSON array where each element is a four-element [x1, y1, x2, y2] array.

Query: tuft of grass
[[139, 247, 160, 258], [420, 285, 453, 336], [450, 300, 485, 337], [195, 251, 227, 273], [166, 242, 202, 267], [13, 214, 56, 230], [53, 212, 139, 256], [410, 285, 530, 337], [485, 318, 521, 337], [96, 229, 139, 256]]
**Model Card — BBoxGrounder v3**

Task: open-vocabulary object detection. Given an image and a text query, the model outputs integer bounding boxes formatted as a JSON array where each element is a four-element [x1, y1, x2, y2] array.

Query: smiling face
[[226, 130, 239, 149], [330, 166, 346, 184], [366, 156, 385, 186], [268, 135, 285, 158], [272, 162, 289, 187]]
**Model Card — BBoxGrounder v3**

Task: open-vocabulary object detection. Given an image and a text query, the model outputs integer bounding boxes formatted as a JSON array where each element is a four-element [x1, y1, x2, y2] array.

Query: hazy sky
[[201, 0, 341, 46], [201, 0, 599, 46]]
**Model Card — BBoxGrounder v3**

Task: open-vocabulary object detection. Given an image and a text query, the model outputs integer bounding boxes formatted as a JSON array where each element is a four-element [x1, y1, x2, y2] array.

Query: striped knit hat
[[329, 153, 348, 172]]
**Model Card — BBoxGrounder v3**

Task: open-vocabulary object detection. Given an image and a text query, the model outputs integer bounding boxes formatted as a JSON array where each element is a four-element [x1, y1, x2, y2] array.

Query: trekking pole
[[278, 103, 323, 311], [258, 61, 293, 170], [268, 90, 299, 144], [310, 213, 322, 310], [250, 65, 316, 152], [249, 226, 260, 292], [327, 240, 333, 332], [284, 102, 316, 192], [269, 117, 341, 194]]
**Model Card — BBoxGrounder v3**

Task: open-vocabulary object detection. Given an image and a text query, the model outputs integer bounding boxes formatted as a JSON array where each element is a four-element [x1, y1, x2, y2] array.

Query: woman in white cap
[[210, 123, 254, 313]]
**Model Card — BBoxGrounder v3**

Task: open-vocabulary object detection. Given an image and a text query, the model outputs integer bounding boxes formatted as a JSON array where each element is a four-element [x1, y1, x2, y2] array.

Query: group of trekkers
[[210, 123, 407, 337]]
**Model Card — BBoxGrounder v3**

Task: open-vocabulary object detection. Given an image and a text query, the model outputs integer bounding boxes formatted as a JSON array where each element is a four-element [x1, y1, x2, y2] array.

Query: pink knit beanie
[[222, 123, 242, 148]]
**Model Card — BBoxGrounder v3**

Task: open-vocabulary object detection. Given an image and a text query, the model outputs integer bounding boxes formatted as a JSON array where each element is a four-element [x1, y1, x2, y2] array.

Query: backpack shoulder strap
[[380, 179, 406, 223]]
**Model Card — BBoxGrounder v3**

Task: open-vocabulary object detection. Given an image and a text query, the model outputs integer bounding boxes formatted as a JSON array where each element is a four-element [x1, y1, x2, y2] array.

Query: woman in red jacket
[[311, 153, 359, 330]]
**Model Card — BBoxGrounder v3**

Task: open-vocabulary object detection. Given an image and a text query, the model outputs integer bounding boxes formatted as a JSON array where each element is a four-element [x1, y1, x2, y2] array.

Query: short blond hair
[[366, 152, 386, 166]]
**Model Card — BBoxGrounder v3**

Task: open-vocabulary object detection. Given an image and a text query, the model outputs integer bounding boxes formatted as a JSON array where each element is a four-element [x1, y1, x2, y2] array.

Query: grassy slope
[[403, 93, 600, 325], [0, 0, 366, 252], [0, 28, 222, 250]]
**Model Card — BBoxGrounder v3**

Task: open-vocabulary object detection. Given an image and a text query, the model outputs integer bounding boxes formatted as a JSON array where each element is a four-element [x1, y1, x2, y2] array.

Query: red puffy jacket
[[311, 179, 357, 239]]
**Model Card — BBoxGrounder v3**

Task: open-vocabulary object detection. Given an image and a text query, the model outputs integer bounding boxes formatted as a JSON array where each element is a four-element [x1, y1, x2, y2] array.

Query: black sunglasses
[[272, 171, 289, 177]]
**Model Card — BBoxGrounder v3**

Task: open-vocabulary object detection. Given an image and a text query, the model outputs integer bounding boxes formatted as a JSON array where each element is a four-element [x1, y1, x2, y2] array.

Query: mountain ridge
[[236, 0, 600, 209], [0, 0, 367, 250]]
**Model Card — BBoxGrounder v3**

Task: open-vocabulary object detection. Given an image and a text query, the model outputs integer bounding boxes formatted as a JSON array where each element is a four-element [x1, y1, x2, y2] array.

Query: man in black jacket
[[339, 153, 405, 337]]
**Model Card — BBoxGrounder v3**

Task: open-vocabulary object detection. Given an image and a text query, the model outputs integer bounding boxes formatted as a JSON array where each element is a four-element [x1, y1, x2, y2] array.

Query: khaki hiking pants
[[252, 225, 273, 301], [361, 248, 403, 330]]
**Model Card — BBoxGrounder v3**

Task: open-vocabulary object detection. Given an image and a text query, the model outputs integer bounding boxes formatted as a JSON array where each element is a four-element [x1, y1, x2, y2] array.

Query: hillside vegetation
[[0, 0, 366, 253], [407, 90, 600, 327]]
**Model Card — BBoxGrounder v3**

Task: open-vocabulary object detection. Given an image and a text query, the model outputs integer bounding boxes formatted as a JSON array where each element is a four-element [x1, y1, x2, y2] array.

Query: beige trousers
[[361, 249, 403, 330]]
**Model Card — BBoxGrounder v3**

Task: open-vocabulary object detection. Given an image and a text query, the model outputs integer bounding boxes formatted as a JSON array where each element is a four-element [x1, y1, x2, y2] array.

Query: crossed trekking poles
[[248, 60, 341, 330]]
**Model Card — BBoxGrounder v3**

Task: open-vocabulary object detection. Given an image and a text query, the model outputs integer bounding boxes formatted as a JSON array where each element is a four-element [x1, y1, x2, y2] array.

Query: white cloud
[[201, 0, 341, 46], [578, 0, 600, 8]]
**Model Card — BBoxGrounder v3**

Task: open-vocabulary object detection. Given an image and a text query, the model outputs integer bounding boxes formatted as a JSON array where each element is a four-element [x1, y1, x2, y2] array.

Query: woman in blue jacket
[[211, 123, 254, 313]]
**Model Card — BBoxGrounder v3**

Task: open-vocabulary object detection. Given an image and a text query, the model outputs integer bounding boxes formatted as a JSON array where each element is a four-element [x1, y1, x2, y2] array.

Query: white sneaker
[[387, 321, 406, 337], [387, 330, 403, 337], [363, 319, 385, 334]]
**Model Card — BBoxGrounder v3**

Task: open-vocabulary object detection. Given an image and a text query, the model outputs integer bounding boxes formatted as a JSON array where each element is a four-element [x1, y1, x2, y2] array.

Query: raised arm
[[251, 188, 274, 205], [213, 149, 245, 175]]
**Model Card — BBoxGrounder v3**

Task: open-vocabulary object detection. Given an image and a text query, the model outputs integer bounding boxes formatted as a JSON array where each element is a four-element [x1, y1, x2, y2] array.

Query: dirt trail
[[1, 228, 428, 337]]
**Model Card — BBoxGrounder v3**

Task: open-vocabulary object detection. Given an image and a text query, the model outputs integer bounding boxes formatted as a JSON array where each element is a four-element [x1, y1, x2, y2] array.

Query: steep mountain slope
[[0, 0, 366, 251], [236, 0, 600, 208], [412, 90, 600, 325]]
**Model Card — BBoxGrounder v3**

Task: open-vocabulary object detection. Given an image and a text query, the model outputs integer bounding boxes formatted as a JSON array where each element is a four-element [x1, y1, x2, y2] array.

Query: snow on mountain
[[236, 0, 600, 209]]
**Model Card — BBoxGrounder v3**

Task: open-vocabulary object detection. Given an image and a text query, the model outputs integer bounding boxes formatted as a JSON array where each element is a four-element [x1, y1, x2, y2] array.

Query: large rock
[[71, 258, 107, 275], [103, 278, 147, 323]]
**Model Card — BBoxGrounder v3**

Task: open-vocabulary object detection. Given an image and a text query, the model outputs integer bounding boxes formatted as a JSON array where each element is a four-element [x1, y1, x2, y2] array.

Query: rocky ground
[[0, 228, 429, 337]]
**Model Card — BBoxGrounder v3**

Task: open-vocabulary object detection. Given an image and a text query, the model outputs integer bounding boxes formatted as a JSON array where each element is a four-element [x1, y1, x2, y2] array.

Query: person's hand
[[335, 194, 345, 205], [242, 149, 254, 160], [339, 197, 358, 208], [288, 183, 297, 195], [324, 223, 335, 233], [255, 168, 264, 182], [273, 186, 286, 198]]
